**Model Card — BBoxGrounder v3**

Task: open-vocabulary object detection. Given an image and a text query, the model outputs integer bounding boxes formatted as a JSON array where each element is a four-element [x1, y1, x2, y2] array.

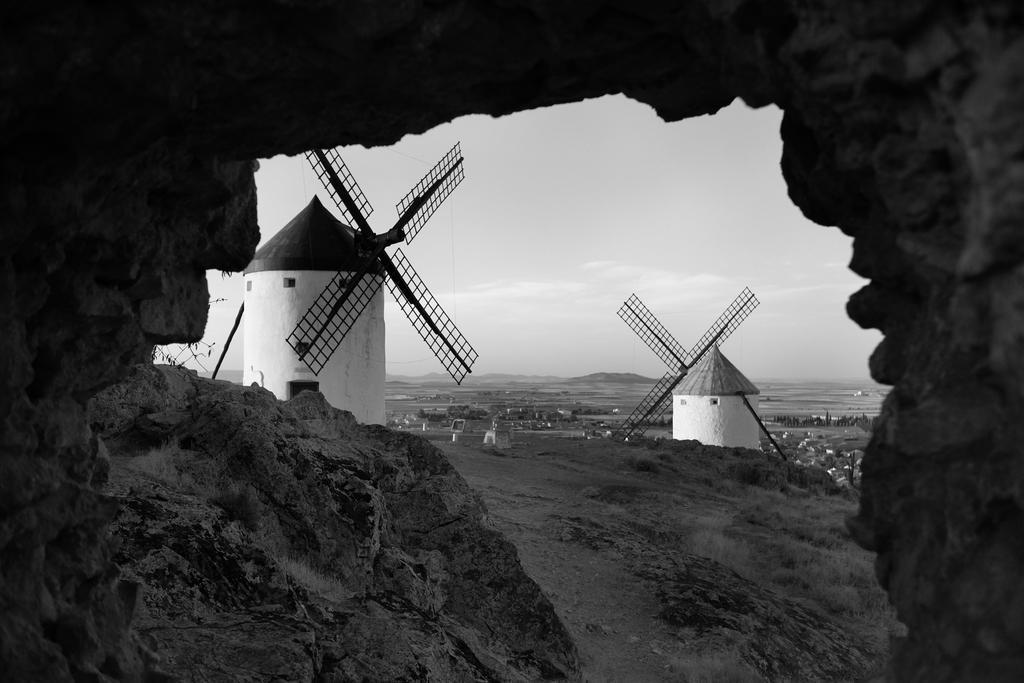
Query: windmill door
[[288, 380, 320, 399]]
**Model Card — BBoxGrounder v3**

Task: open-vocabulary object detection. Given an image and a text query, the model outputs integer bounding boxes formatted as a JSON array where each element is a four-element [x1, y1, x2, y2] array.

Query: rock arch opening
[[2, 2, 1022, 680]]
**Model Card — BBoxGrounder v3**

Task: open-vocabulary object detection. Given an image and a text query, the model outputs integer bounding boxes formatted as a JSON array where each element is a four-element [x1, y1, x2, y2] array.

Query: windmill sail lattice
[[615, 287, 759, 440], [396, 143, 465, 244], [286, 271, 384, 374], [286, 143, 476, 383], [623, 371, 678, 432], [685, 288, 759, 363], [618, 294, 689, 371], [305, 148, 374, 228], [385, 249, 478, 383]]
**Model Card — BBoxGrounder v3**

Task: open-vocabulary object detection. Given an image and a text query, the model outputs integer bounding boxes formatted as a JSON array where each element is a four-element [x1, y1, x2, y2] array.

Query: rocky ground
[[441, 436, 901, 682], [91, 364, 898, 681], [91, 365, 579, 681]]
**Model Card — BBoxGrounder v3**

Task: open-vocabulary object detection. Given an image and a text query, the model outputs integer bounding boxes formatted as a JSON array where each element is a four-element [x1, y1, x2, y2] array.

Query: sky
[[188, 95, 881, 380]]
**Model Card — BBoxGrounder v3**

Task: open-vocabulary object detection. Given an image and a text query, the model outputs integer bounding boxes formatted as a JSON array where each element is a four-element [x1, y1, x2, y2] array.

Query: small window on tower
[[283, 277, 296, 288], [679, 398, 687, 406], [710, 398, 720, 406], [246, 281, 252, 291]]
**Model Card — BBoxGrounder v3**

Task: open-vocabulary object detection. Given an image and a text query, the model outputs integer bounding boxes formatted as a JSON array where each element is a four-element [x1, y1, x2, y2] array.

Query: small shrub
[[210, 486, 262, 530], [627, 455, 660, 473], [769, 567, 810, 590], [129, 441, 185, 485], [710, 478, 743, 496], [791, 524, 844, 549], [738, 502, 785, 528], [821, 585, 862, 615]]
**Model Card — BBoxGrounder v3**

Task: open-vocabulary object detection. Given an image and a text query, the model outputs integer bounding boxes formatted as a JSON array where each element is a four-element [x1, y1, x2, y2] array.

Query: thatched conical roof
[[673, 345, 759, 396], [245, 196, 368, 274]]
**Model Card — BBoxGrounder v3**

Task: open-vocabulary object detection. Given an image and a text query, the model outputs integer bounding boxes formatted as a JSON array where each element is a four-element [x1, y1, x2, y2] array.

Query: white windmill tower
[[213, 144, 478, 425], [241, 196, 387, 423], [672, 345, 760, 448], [615, 289, 785, 457]]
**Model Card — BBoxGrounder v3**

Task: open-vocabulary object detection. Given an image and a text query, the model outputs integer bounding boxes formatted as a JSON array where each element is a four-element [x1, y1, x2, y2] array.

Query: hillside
[[440, 436, 902, 681], [90, 365, 578, 680], [90, 364, 899, 681]]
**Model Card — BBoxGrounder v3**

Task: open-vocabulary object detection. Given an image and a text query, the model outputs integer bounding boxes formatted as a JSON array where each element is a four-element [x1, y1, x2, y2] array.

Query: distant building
[[672, 345, 760, 448]]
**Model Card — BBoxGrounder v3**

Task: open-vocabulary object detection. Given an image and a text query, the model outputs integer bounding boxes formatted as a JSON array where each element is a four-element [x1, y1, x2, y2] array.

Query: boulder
[[96, 365, 580, 681]]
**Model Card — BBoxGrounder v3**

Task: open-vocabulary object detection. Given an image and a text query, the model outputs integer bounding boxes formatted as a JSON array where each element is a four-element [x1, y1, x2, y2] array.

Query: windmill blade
[[615, 372, 678, 441], [394, 142, 465, 245], [305, 147, 375, 236], [382, 248, 477, 384], [286, 268, 385, 374], [685, 287, 759, 366], [618, 294, 689, 372]]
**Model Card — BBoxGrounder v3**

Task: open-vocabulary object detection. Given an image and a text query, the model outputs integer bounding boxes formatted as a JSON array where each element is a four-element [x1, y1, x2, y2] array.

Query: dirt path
[[441, 438, 730, 682]]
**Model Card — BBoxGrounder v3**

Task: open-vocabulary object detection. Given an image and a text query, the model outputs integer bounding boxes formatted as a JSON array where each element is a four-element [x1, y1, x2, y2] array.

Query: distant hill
[[386, 371, 656, 385], [567, 372, 656, 385], [385, 372, 452, 383], [387, 372, 565, 385]]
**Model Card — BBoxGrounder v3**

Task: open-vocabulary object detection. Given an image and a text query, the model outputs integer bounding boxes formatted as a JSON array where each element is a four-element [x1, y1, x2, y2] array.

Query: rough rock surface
[[96, 364, 579, 681], [639, 555, 871, 681], [2, 1, 1024, 680]]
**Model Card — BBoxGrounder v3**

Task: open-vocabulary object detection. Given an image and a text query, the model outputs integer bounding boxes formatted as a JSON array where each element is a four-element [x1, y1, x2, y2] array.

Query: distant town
[[384, 373, 885, 489]]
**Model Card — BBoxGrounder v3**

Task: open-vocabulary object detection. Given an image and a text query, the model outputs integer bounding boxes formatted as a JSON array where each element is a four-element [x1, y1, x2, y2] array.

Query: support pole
[[737, 391, 786, 460], [212, 302, 244, 380]]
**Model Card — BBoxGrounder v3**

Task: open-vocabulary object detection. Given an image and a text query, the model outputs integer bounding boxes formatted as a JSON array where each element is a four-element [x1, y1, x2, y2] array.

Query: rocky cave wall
[[1, 1, 1022, 680]]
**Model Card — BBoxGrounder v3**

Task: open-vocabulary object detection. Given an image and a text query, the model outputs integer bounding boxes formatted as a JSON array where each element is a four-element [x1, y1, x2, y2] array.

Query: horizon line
[[206, 367, 880, 383]]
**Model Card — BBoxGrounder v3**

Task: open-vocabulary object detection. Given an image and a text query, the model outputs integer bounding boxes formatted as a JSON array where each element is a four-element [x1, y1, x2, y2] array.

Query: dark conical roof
[[673, 345, 760, 396], [244, 196, 365, 273]]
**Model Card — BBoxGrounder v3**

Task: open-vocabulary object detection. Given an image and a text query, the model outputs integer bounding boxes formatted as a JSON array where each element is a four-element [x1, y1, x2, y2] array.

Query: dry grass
[[125, 440, 352, 609], [275, 555, 351, 601], [664, 476, 902, 662], [626, 455, 661, 473], [726, 488, 903, 654], [127, 441, 265, 532], [127, 441, 189, 485], [685, 512, 753, 578]]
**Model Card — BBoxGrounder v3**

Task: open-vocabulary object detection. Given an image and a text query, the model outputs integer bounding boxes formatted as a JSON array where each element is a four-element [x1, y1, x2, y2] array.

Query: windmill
[[212, 143, 477, 423], [614, 288, 759, 440]]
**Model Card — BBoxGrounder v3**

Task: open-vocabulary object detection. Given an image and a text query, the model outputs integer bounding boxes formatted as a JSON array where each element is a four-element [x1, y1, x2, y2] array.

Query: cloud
[[459, 278, 590, 301], [755, 281, 862, 300], [577, 261, 739, 315], [401, 261, 740, 323], [581, 260, 728, 287]]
